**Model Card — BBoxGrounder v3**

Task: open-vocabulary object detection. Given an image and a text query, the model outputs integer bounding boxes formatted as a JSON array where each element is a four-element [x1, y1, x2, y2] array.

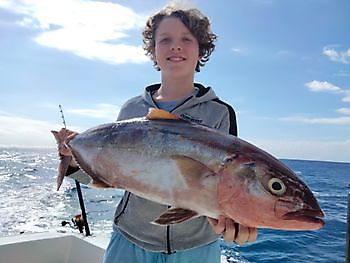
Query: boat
[[0, 231, 232, 263], [0, 231, 109, 263]]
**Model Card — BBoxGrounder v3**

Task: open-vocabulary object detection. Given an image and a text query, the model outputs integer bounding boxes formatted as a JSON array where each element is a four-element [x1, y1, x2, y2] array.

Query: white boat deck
[[0, 232, 109, 263], [0, 231, 231, 263]]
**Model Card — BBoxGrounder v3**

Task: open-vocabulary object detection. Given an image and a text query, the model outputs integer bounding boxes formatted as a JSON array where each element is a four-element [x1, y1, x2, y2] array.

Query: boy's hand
[[52, 128, 79, 166], [208, 216, 258, 245]]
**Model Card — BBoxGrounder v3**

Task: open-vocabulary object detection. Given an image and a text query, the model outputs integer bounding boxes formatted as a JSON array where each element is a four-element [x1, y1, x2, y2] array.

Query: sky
[[0, 0, 349, 163]]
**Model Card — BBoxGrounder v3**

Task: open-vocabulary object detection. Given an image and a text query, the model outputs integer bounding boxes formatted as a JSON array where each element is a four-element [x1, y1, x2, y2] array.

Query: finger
[[59, 128, 77, 138], [66, 132, 78, 143], [222, 218, 236, 243], [58, 141, 74, 157], [247, 227, 258, 243], [207, 217, 217, 227], [58, 144, 71, 156], [208, 216, 226, 234], [235, 224, 249, 246]]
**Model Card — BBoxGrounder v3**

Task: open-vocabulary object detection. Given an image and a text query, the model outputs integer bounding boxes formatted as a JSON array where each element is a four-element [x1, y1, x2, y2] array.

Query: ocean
[[0, 147, 348, 262]]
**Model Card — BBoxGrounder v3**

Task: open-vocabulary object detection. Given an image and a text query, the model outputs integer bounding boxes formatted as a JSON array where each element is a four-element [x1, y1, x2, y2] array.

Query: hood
[[143, 83, 218, 112]]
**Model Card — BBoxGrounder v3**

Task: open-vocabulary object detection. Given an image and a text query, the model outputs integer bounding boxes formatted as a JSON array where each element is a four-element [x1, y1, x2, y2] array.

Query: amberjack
[[52, 109, 324, 230]]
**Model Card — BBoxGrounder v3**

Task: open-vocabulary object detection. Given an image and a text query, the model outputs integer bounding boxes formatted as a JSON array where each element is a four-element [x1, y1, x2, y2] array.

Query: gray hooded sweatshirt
[[68, 83, 237, 253], [113, 83, 237, 253]]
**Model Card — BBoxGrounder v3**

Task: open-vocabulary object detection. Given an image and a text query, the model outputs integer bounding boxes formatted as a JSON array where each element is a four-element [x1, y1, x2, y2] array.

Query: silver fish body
[[59, 113, 324, 230]]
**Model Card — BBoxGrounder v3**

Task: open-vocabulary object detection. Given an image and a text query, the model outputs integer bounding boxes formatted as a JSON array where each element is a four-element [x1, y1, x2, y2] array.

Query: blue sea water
[[0, 148, 348, 262]]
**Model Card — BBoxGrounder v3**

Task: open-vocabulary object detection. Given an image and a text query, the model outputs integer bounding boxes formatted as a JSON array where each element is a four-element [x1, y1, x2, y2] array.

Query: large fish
[[52, 109, 324, 230]]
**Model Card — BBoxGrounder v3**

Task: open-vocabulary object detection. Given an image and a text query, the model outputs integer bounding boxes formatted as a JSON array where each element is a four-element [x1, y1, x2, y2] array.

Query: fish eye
[[268, 178, 286, 195]]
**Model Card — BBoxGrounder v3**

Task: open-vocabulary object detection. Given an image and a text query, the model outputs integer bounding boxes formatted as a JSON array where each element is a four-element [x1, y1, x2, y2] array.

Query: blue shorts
[[103, 228, 221, 263]]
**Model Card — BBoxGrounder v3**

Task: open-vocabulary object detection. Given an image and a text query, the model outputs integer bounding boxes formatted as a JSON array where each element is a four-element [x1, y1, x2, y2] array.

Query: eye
[[182, 37, 192, 42], [159, 37, 171, 44], [268, 178, 286, 195]]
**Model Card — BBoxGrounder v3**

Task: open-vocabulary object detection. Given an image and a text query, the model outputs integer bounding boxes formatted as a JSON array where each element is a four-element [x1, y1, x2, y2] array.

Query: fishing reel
[[61, 214, 85, 233]]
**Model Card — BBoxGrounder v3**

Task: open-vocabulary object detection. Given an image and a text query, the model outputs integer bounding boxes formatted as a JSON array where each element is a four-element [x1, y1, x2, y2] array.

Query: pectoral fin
[[153, 208, 199, 225], [90, 177, 114, 188], [172, 155, 216, 188]]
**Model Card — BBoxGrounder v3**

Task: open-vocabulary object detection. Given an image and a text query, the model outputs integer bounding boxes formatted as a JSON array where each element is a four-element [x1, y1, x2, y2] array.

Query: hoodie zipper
[[166, 224, 172, 254], [170, 96, 193, 112]]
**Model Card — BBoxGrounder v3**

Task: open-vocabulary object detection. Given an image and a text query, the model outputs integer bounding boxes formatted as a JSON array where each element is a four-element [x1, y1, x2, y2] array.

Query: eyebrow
[[157, 32, 193, 38]]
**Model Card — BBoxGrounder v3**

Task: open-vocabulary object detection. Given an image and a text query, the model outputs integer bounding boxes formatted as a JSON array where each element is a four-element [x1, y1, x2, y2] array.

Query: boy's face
[[153, 17, 200, 78]]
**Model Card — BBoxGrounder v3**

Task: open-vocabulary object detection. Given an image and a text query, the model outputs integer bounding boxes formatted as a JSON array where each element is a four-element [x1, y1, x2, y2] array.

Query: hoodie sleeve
[[117, 96, 150, 121]]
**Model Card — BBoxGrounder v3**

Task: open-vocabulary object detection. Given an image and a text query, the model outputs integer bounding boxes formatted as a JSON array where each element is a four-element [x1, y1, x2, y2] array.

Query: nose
[[170, 41, 182, 51], [171, 46, 181, 51]]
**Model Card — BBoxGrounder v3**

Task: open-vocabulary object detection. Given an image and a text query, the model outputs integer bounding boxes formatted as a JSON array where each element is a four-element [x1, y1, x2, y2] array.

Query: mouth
[[283, 209, 325, 226], [167, 56, 186, 62]]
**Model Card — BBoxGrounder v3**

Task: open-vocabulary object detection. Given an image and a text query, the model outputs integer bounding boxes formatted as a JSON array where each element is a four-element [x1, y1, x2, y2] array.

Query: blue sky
[[0, 0, 349, 162]]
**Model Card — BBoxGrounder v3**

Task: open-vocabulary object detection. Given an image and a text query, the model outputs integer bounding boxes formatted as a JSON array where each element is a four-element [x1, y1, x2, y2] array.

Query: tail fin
[[51, 129, 77, 190], [57, 154, 72, 191]]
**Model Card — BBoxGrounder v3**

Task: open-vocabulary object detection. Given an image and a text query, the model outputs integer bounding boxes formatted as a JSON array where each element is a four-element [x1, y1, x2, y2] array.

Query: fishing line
[[59, 104, 67, 129]]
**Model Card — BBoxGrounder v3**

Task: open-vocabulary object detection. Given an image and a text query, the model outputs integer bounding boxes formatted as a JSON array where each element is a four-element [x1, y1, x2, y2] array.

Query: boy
[[103, 5, 257, 263]]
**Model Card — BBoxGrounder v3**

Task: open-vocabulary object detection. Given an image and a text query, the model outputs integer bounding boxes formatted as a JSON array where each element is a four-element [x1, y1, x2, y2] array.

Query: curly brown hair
[[142, 6, 217, 72]]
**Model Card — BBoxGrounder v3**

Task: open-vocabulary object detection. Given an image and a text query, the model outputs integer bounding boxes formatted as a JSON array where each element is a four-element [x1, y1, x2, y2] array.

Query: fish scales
[[70, 119, 226, 217], [52, 109, 325, 230]]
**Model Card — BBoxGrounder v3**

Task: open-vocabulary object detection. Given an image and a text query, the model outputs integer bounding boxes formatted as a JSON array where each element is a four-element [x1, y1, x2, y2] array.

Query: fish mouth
[[283, 209, 325, 226]]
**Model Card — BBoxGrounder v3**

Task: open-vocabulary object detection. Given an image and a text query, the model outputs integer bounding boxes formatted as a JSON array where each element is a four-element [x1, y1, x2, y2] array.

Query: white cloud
[[249, 138, 350, 163], [67, 103, 120, 120], [0, 114, 61, 147], [0, 105, 118, 148], [276, 49, 294, 58], [281, 116, 350, 125], [231, 47, 246, 55], [283, 81, 350, 127], [305, 80, 341, 92], [333, 70, 350, 77], [0, 0, 149, 64], [305, 80, 350, 103], [342, 92, 350, 102], [323, 46, 350, 64], [337, 108, 350, 115]]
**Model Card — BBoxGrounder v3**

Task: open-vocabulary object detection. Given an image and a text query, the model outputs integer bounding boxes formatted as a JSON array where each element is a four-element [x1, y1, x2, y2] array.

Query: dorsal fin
[[146, 108, 180, 120]]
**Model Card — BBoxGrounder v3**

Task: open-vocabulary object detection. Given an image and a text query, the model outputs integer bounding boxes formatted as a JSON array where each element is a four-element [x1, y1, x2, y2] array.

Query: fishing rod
[[59, 105, 91, 236], [346, 186, 350, 263]]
